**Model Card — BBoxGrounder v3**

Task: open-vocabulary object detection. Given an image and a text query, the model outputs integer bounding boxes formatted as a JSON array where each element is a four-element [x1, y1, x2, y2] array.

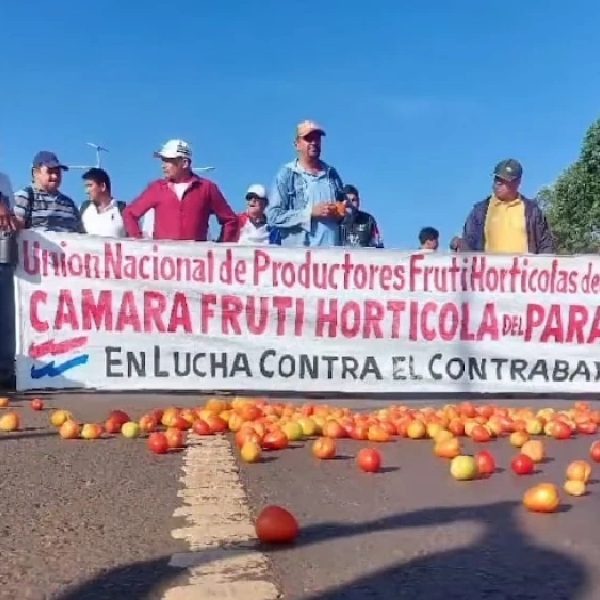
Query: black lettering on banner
[[363, 356, 383, 380], [192, 353, 206, 377], [322, 356, 339, 378], [571, 361, 591, 382], [446, 357, 465, 380], [154, 345, 168, 377], [553, 360, 569, 382], [341, 356, 359, 379], [528, 360, 549, 382], [259, 350, 276, 378], [490, 358, 508, 380], [128, 351, 146, 377], [393, 356, 407, 380], [510, 359, 527, 381], [105, 346, 123, 377], [428, 353, 443, 380], [231, 353, 252, 378]]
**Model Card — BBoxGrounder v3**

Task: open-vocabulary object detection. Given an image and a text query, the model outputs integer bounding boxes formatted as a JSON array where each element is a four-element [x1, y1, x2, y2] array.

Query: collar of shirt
[[490, 194, 522, 208]]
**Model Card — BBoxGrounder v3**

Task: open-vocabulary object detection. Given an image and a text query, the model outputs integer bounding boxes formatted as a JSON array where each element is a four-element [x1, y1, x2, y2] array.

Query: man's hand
[[311, 202, 337, 218], [0, 202, 14, 231]]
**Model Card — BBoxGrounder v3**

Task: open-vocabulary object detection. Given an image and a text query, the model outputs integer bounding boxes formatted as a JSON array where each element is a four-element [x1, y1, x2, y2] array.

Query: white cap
[[245, 184, 268, 200], [154, 139, 192, 159]]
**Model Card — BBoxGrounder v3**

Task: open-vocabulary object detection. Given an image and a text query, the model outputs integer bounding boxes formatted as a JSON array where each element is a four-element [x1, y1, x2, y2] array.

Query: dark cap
[[493, 158, 522, 182], [32, 151, 69, 171]]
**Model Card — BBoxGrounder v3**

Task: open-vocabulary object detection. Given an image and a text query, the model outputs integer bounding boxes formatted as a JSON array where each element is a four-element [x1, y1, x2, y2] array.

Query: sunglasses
[[246, 194, 266, 201]]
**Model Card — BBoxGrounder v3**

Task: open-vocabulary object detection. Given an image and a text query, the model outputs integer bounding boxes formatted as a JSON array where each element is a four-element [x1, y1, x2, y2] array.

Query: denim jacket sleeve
[[266, 166, 311, 232]]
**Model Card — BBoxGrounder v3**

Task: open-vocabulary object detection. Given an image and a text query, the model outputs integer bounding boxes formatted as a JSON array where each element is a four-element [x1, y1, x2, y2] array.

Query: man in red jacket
[[123, 139, 238, 242]]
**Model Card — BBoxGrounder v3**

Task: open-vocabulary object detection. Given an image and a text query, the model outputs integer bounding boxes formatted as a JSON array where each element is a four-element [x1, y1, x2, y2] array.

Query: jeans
[[0, 264, 15, 377]]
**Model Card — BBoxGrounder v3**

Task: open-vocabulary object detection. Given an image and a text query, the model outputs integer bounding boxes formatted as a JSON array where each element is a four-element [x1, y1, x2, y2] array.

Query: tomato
[[511, 453, 535, 475], [193, 419, 213, 436], [577, 422, 598, 435], [312, 437, 336, 459], [147, 432, 169, 454], [205, 415, 228, 434], [523, 483, 560, 513], [590, 440, 600, 463], [322, 420, 346, 439], [470, 425, 491, 443], [434, 438, 460, 459], [255, 505, 299, 544], [349, 423, 369, 440], [552, 420, 572, 440], [30, 398, 44, 411], [356, 448, 382, 473], [108, 410, 131, 426], [262, 430, 289, 451], [165, 427, 186, 449], [368, 424, 391, 442], [173, 416, 192, 431], [448, 418, 465, 437], [475, 450, 496, 476]]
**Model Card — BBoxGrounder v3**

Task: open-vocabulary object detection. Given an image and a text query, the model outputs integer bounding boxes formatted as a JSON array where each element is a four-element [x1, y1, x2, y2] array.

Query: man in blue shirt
[[267, 120, 344, 247]]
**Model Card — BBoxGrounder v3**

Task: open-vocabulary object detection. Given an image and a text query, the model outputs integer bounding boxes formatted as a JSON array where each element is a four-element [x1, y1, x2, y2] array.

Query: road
[[0, 392, 599, 599]]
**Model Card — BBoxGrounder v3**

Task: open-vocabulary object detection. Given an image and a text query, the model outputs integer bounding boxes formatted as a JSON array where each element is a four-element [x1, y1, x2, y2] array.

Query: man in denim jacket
[[267, 120, 344, 247], [461, 159, 555, 254]]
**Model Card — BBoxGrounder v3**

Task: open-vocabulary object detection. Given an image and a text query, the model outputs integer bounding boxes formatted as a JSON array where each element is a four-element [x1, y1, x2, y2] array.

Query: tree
[[540, 118, 600, 254]]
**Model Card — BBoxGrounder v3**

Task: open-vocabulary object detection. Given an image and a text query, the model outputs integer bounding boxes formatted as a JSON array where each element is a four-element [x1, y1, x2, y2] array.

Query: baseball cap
[[154, 139, 193, 160], [245, 183, 268, 201], [493, 159, 523, 182], [32, 151, 68, 171], [296, 120, 326, 138]]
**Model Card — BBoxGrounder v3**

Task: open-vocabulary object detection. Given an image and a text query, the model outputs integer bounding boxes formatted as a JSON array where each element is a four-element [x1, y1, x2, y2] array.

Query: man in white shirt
[[80, 168, 126, 238], [236, 184, 279, 245]]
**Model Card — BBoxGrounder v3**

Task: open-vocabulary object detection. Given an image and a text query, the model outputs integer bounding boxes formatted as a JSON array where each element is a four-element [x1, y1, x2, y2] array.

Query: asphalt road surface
[[1, 392, 599, 600]]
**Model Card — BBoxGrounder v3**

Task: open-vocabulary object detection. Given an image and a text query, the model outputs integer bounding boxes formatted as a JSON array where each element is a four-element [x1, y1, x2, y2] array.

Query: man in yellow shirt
[[460, 159, 555, 254]]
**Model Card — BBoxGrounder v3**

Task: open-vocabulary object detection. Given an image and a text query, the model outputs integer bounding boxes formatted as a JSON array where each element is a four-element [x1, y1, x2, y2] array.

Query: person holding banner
[[267, 120, 344, 247], [460, 159, 555, 254], [122, 139, 238, 242]]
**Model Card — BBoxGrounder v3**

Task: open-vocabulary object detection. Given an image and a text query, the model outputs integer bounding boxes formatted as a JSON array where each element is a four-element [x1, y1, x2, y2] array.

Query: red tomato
[[470, 425, 491, 443], [173, 416, 192, 431], [255, 506, 299, 544], [511, 453, 535, 475], [165, 427, 185, 449], [590, 441, 600, 463], [147, 432, 169, 454], [577, 422, 598, 435], [475, 450, 496, 476], [350, 423, 369, 441], [262, 430, 289, 451], [193, 419, 212, 436], [312, 437, 336, 459], [30, 398, 45, 411], [356, 448, 382, 473], [205, 415, 228, 434], [552, 421, 572, 440]]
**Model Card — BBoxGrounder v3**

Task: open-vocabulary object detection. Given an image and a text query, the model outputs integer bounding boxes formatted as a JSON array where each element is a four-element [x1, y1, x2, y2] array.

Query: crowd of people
[[0, 119, 558, 385], [0, 119, 556, 253]]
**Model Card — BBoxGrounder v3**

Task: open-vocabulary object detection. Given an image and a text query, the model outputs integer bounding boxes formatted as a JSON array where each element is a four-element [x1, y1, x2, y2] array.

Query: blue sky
[[1, 0, 599, 248]]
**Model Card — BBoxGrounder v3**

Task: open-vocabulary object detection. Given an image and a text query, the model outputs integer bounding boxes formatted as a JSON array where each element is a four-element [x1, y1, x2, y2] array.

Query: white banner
[[13, 230, 600, 392]]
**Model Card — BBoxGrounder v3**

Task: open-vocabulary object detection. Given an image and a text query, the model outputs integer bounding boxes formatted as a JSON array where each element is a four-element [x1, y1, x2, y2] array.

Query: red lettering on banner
[[524, 304, 544, 341], [387, 301, 406, 338], [363, 301, 385, 339], [566, 305, 587, 343], [272, 296, 292, 336], [587, 308, 600, 343], [539, 305, 563, 343], [340, 301, 361, 338], [479, 303, 499, 339], [168, 292, 192, 333], [222, 295, 243, 334], [144, 291, 167, 332], [55, 290, 79, 330], [115, 291, 141, 332], [421, 301, 437, 341], [201, 294, 217, 334], [316, 299, 338, 337], [30, 291, 48, 332], [82, 290, 112, 330], [246, 296, 269, 335], [439, 302, 459, 341], [294, 298, 305, 336]]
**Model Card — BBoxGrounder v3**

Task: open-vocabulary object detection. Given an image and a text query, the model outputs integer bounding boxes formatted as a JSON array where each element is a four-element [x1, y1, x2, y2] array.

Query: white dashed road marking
[[162, 434, 281, 600]]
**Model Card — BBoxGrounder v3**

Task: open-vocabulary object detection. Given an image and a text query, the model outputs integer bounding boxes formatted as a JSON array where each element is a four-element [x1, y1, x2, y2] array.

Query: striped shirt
[[13, 186, 83, 233]]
